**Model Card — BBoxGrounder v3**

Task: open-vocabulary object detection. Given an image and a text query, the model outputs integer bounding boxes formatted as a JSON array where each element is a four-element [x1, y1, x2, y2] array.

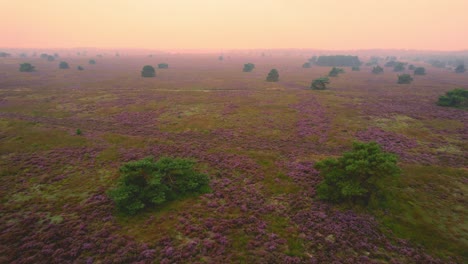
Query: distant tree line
[[315, 55, 361, 67]]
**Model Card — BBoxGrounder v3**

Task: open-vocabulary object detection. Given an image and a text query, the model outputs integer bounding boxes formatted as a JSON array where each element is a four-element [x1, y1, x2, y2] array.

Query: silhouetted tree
[[59, 61, 70, 69], [158, 63, 169, 69], [316, 55, 360, 67], [329, 67, 344, 77], [455, 64, 466, 73], [393, 62, 405, 72], [408, 64, 415, 70], [40, 53, 48, 59], [141, 65, 156, 77], [243, 63, 255, 72], [311, 77, 330, 90], [19, 63, 35, 72], [372, 65, 384, 74], [47, 55, 55, 61], [77, 66, 84, 71], [266, 69, 279, 82], [414, 67, 426, 75], [302, 62, 312, 68], [89, 59, 96, 65], [397, 74, 413, 84]]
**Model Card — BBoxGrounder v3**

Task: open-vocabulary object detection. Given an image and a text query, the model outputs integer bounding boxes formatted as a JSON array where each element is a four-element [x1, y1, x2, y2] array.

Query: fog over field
[[1, 1, 467, 263]]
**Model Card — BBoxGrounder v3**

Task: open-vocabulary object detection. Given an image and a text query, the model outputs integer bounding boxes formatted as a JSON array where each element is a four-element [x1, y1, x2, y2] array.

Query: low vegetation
[[397, 74, 413, 84], [437, 88, 468, 108], [141, 65, 156, 77], [310, 77, 330, 90], [107, 157, 210, 215], [266, 69, 279, 82], [19, 63, 35, 72], [242, 63, 255, 72]]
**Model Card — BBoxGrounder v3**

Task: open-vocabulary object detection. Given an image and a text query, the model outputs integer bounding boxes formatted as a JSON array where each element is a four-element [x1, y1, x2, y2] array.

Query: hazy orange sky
[[2, 0, 468, 50]]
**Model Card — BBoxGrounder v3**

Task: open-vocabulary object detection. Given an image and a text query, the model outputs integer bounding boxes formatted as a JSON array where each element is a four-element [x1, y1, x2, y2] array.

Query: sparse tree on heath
[[414, 67, 426, 75], [311, 77, 330, 90], [243, 63, 255, 72], [397, 74, 413, 84], [266, 69, 279, 82], [19, 63, 35, 72], [141, 65, 156, 77], [59, 61, 70, 69]]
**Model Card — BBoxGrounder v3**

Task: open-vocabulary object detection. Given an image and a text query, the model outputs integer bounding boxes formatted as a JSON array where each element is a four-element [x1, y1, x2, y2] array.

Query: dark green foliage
[[77, 66, 84, 71], [455, 64, 466, 73], [266, 69, 279, 82], [384, 61, 397, 67], [414, 67, 426, 75], [351, 66, 360, 71], [397, 74, 413, 84], [302, 62, 311, 68], [372, 65, 384, 74], [0, 52, 11, 57], [437, 88, 468, 108], [316, 55, 361, 67], [141, 65, 156, 77], [315, 141, 400, 205], [243, 63, 255, 72], [310, 77, 330, 90], [89, 59, 96, 65], [328, 67, 344, 77], [76, 129, 82, 135], [47, 55, 55, 61], [393, 62, 405, 72], [19, 63, 35, 72], [107, 157, 210, 215], [59, 61, 70, 69], [158, 63, 169, 69]]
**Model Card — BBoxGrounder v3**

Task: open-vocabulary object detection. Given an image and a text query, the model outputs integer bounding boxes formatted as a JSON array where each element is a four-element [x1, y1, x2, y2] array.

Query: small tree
[[408, 64, 415, 70], [351, 66, 360, 71], [266, 69, 279, 82], [455, 64, 466, 73], [302, 62, 311, 68], [397, 74, 413, 84], [107, 157, 210, 215], [59, 61, 70, 69], [89, 59, 96, 65], [393, 62, 405, 72], [141, 65, 156, 77], [414, 67, 426, 75], [19, 63, 35, 72], [243, 63, 255, 72], [437, 88, 468, 108], [158, 63, 169, 69], [315, 141, 400, 205], [372, 65, 384, 74], [328, 67, 344, 77], [40, 53, 48, 59], [47, 55, 55, 61], [310, 77, 330, 90], [77, 66, 84, 71]]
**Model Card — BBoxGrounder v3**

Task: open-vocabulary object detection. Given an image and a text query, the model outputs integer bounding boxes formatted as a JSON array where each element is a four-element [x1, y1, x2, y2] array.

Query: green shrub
[[302, 62, 311, 68], [328, 67, 344, 77], [372, 65, 384, 74], [243, 63, 255, 72], [141, 65, 156, 77], [59, 61, 69, 69], [47, 55, 55, 61], [315, 142, 400, 205], [76, 129, 82, 135], [158, 63, 169, 69], [414, 67, 426, 75], [310, 77, 330, 90], [454, 64, 466, 73], [89, 59, 96, 65], [437, 88, 468, 108], [108, 156, 210, 215], [397, 74, 413, 84], [393, 62, 405, 72], [266, 69, 279, 82], [19, 63, 35, 72]]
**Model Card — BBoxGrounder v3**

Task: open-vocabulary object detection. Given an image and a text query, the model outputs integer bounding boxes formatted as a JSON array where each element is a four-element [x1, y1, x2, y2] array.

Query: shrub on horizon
[[455, 64, 466, 73], [141, 65, 156, 77], [158, 63, 169, 69], [107, 156, 210, 215], [328, 67, 344, 77], [310, 77, 330, 90], [414, 67, 426, 75], [372, 65, 384, 74], [397, 74, 413, 84], [315, 141, 400, 206], [243, 63, 255, 72], [59, 61, 70, 69], [19, 63, 35, 72], [266, 69, 279, 82]]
